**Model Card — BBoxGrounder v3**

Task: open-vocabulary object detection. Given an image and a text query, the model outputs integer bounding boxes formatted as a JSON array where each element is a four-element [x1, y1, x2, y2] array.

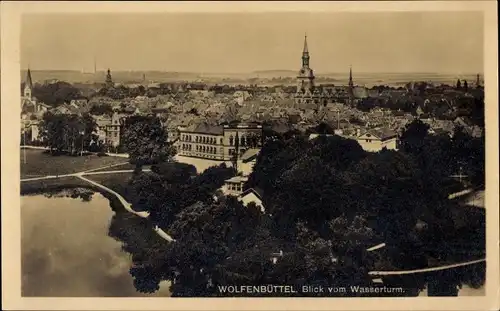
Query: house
[[238, 188, 265, 213], [308, 133, 335, 140], [453, 116, 483, 137], [428, 127, 451, 137], [356, 128, 398, 152], [105, 112, 126, 147], [95, 116, 112, 142], [21, 118, 42, 142], [237, 148, 260, 176], [222, 176, 248, 196]]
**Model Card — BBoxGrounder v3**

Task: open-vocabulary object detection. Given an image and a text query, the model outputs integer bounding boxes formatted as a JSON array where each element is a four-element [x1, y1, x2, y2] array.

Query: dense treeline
[[39, 112, 102, 154], [29, 82, 84, 106], [121, 115, 176, 168], [107, 118, 484, 297]]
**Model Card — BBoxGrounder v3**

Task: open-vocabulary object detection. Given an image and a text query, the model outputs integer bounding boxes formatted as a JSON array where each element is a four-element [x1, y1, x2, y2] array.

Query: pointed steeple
[[301, 34, 310, 68], [348, 65, 354, 88], [26, 67, 33, 90], [303, 33, 309, 54]]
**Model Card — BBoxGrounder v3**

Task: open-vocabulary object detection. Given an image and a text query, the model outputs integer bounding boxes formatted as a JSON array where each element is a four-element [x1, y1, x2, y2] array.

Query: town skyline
[[21, 12, 483, 74]]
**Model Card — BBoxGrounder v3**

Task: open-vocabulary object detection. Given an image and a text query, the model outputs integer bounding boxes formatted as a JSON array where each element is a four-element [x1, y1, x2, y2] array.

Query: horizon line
[[20, 69, 483, 76]]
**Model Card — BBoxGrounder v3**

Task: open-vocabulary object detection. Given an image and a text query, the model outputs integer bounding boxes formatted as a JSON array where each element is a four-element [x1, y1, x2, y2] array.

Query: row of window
[[181, 144, 223, 154], [181, 135, 222, 145], [180, 134, 261, 147], [228, 183, 243, 192], [228, 135, 260, 147]]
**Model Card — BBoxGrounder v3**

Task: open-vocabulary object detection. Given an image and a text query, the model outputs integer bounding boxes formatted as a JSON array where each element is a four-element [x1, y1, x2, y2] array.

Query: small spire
[[26, 67, 33, 89], [349, 65, 353, 88], [303, 33, 308, 53]]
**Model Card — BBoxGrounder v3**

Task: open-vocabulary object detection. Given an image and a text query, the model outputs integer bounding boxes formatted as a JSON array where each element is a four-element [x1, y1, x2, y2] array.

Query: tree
[[39, 112, 96, 155], [305, 122, 335, 135], [121, 115, 176, 168], [456, 79, 462, 89], [116, 127, 484, 297], [463, 80, 468, 92], [89, 103, 113, 116], [32, 81, 83, 106], [400, 119, 430, 154], [129, 163, 235, 229], [450, 126, 485, 186]]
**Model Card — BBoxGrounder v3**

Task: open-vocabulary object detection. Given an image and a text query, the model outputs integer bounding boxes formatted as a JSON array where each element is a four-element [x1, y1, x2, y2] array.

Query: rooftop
[[360, 128, 398, 140], [225, 176, 249, 183], [240, 148, 261, 162]]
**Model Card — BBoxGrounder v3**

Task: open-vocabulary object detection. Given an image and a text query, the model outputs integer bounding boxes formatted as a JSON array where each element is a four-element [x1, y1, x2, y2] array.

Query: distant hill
[[21, 70, 482, 88]]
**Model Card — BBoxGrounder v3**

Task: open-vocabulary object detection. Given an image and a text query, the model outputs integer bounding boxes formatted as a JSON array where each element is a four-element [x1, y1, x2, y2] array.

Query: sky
[[21, 12, 484, 74]]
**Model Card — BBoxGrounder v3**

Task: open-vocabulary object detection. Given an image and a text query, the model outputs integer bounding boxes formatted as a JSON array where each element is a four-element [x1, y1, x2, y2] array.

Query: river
[[21, 193, 171, 297]]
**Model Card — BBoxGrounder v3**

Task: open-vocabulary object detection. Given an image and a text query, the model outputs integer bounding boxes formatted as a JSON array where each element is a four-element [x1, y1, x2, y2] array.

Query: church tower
[[105, 68, 114, 88], [296, 35, 315, 95], [24, 68, 33, 99]]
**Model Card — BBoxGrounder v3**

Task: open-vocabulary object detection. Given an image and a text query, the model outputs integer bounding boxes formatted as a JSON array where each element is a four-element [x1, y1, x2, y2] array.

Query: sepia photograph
[[2, 1, 499, 310]]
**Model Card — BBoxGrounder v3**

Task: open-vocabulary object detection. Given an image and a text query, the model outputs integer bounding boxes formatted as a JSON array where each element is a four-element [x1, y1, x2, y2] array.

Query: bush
[[151, 162, 197, 183]]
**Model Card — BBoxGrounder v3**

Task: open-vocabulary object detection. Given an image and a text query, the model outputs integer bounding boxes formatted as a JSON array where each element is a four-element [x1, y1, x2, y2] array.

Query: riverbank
[[21, 176, 130, 214]]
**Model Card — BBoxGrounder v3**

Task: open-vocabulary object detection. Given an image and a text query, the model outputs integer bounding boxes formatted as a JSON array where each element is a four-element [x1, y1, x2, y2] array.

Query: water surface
[[21, 193, 170, 297]]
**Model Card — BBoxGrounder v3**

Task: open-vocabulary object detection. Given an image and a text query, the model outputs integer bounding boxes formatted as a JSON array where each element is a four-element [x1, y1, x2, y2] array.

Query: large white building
[[177, 121, 263, 161], [354, 128, 398, 152]]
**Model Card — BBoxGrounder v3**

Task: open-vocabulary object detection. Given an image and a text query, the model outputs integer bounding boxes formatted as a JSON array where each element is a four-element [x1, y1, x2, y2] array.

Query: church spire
[[303, 33, 309, 54], [26, 67, 33, 90], [301, 34, 310, 68], [348, 65, 353, 88]]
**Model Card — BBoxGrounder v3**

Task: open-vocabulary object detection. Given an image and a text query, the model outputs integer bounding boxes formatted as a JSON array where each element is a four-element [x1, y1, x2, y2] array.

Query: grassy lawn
[[20, 149, 129, 178], [87, 163, 153, 173], [85, 172, 135, 202]]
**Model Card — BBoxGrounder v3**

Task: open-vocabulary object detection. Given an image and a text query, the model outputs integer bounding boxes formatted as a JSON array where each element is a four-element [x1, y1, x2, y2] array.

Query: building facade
[[222, 176, 248, 196], [177, 122, 263, 161], [104, 112, 126, 147], [355, 128, 398, 152]]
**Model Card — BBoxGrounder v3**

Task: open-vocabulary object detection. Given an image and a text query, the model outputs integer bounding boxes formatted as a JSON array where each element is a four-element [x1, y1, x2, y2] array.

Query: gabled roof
[[225, 176, 248, 183], [359, 128, 398, 140], [239, 187, 264, 201], [240, 148, 260, 162]]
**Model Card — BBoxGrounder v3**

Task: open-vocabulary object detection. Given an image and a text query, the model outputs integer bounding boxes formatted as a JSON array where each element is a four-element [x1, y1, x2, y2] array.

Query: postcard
[[1, 1, 498, 310]]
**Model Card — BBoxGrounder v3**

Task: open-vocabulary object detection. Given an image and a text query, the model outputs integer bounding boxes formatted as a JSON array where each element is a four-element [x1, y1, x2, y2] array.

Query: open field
[[87, 162, 140, 173], [174, 155, 230, 173], [20, 149, 129, 178], [85, 172, 135, 202]]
